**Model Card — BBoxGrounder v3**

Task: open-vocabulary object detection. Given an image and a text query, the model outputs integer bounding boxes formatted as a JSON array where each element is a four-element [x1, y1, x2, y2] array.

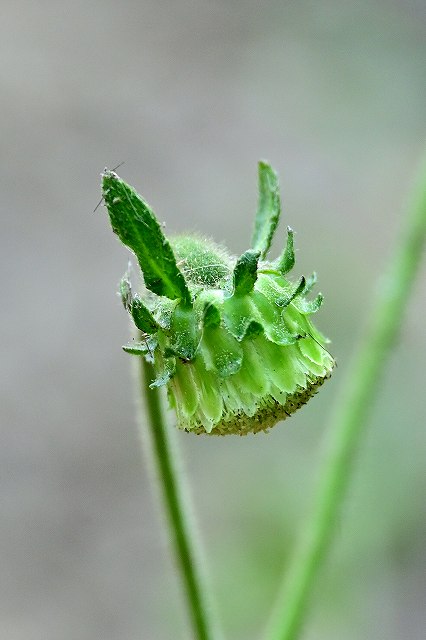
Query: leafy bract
[[233, 250, 260, 296], [251, 161, 281, 259], [102, 171, 191, 304]]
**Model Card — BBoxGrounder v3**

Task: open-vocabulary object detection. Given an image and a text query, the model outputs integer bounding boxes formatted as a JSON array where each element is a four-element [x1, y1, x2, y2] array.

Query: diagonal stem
[[139, 356, 220, 640], [265, 156, 426, 640]]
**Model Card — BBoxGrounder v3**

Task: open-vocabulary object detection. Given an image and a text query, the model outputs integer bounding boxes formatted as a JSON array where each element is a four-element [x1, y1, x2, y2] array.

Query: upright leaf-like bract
[[275, 226, 295, 275], [102, 171, 191, 305], [251, 161, 281, 259]]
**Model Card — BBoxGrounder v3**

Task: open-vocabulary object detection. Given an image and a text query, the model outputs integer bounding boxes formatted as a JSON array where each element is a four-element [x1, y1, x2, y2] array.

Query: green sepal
[[149, 367, 176, 388], [201, 326, 243, 377], [122, 334, 158, 360], [222, 295, 260, 341], [289, 276, 307, 302], [292, 292, 324, 314], [122, 342, 147, 355], [251, 291, 298, 345], [233, 249, 260, 296], [297, 336, 327, 367], [303, 271, 317, 295], [275, 226, 295, 275], [152, 298, 180, 330], [168, 304, 201, 361], [251, 161, 281, 259], [256, 273, 306, 309], [102, 171, 191, 305]]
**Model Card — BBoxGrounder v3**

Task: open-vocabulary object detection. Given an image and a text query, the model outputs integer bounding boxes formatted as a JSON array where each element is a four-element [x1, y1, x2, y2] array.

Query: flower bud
[[102, 162, 334, 435]]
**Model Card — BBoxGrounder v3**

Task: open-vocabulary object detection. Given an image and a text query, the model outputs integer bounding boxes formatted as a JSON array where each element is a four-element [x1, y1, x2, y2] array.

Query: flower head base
[[102, 162, 334, 435]]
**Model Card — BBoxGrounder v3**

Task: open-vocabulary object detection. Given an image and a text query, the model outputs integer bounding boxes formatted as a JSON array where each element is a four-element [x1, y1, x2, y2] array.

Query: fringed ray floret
[[102, 162, 335, 435]]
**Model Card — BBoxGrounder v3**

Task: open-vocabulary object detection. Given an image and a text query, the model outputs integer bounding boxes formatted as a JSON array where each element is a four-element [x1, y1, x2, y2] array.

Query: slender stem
[[266, 157, 426, 640], [139, 356, 219, 640]]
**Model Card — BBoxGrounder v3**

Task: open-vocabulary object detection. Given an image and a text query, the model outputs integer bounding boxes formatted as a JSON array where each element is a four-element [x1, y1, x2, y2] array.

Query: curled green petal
[[257, 273, 306, 309], [150, 369, 175, 389], [222, 295, 260, 341], [172, 362, 199, 417], [200, 324, 243, 377], [293, 292, 324, 314], [251, 291, 298, 345], [303, 271, 318, 294]]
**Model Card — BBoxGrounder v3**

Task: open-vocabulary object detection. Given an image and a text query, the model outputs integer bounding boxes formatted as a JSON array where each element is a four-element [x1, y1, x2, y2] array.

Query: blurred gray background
[[2, 1, 426, 638]]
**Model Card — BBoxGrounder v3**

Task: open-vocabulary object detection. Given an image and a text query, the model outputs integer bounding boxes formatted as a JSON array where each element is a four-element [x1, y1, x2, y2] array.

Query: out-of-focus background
[[2, 1, 425, 638]]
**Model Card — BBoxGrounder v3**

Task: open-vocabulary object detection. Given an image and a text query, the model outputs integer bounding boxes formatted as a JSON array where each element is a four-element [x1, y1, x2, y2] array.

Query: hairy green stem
[[139, 356, 219, 640], [266, 157, 426, 640]]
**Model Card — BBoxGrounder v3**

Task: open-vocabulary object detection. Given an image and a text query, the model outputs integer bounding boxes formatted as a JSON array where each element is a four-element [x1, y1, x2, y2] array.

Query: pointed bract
[[303, 271, 318, 295], [131, 296, 158, 334], [233, 250, 260, 296], [275, 226, 295, 275], [251, 161, 281, 259], [102, 171, 191, 305], [293, 292, 324, 315]]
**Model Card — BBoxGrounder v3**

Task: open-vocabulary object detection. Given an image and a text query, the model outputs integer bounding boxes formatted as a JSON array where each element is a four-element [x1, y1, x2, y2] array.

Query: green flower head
[[102, 162, 334, 435]]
